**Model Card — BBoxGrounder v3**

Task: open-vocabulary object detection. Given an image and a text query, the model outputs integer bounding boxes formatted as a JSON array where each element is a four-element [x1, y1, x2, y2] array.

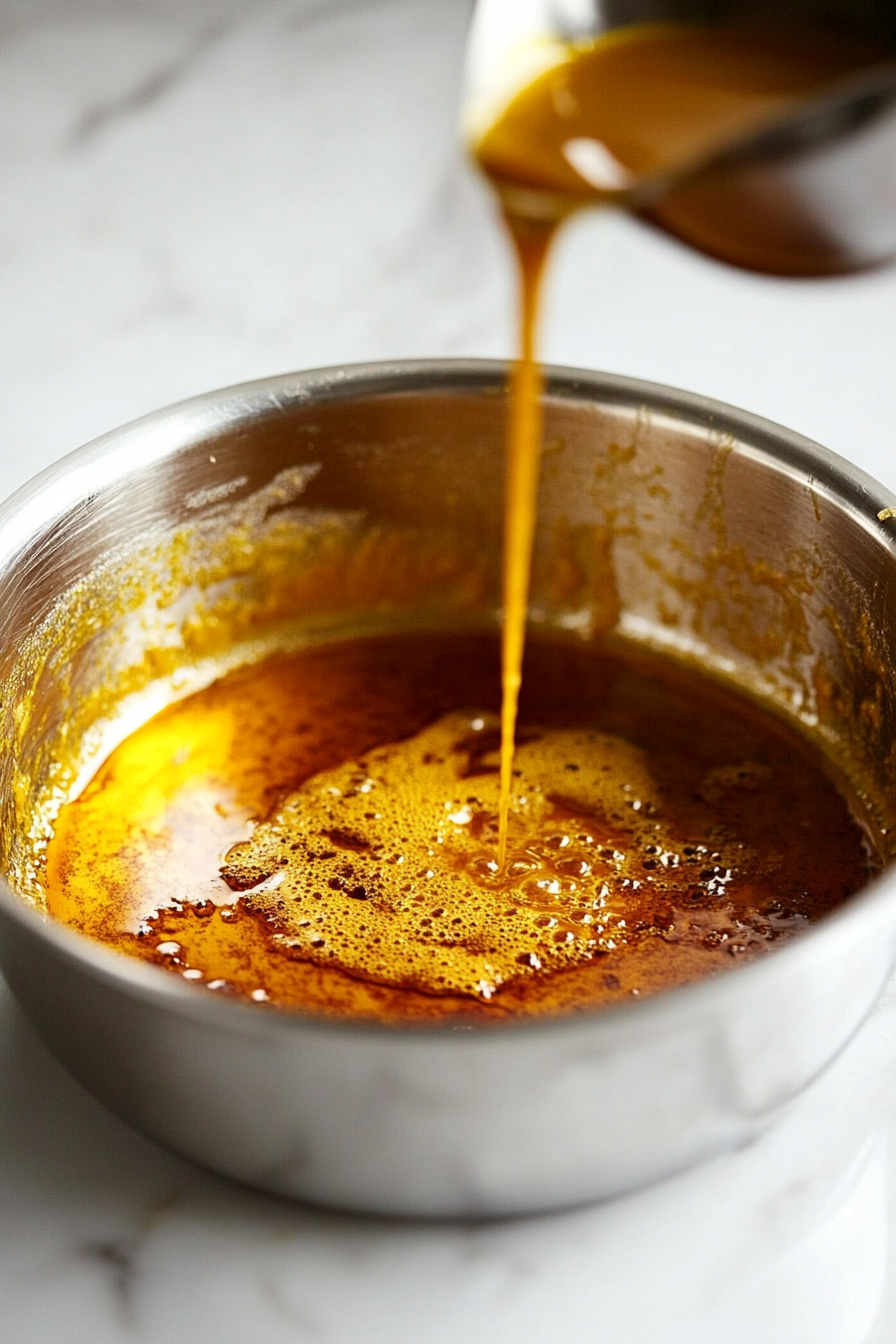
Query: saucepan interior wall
[[531, 393, 896, 850], [1, 372, 895, 916], [0, 386, 510, 907]]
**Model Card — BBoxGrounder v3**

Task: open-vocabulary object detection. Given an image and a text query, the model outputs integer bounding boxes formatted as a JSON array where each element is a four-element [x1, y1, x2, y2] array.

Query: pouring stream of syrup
[[477, 22, 884, 867]]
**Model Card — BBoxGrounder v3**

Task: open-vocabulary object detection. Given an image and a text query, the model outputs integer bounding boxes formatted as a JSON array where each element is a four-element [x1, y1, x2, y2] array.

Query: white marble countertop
[[4, 2, 896, 1339]]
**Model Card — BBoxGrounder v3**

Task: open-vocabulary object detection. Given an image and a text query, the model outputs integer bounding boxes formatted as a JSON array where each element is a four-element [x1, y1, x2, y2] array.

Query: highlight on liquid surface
[[44, 632, 877, 1024]]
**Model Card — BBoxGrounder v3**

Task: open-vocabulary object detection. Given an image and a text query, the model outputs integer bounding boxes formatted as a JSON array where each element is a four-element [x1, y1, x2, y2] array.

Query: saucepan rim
[[1, 357, 894, 1043]]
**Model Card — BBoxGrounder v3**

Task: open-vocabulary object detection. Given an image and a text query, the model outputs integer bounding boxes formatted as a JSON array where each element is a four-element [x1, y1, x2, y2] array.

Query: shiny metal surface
[[1, 360, 895, 1217]]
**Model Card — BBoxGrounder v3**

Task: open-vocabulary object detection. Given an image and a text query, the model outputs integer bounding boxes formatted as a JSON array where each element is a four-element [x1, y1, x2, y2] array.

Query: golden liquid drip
[[497, 218, 554, 868], [43, 633, 877, 1023], [479, 21, 883, 867]]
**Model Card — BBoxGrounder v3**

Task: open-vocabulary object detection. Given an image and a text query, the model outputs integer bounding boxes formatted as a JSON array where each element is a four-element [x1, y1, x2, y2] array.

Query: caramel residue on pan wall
[[0, 467, 491, 906]]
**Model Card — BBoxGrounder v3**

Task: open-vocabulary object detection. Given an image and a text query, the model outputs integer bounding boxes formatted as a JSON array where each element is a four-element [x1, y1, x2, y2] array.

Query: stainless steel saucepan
[[0, 360, 894, 1217]]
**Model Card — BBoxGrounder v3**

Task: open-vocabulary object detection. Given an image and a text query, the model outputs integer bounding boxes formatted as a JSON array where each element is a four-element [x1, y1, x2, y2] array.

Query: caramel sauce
[[496, 218, 553, 868], [37, 24, 890, 1025], [474, 21, 886, 863], [44, 632, 876, 1022]]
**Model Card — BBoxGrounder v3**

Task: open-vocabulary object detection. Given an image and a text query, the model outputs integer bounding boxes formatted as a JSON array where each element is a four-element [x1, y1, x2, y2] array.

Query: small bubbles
[[470, 717, 485, 731], [517, 951, 542, 969], [182, 968, 203, 981], [251, 988, 270, 1002], [206, 979, 232, 993], [156, 941, 181, 956]]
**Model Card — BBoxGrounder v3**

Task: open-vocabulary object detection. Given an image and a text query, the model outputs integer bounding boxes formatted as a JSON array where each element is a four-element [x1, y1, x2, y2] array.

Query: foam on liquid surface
[[43, 633, 877, 1022]]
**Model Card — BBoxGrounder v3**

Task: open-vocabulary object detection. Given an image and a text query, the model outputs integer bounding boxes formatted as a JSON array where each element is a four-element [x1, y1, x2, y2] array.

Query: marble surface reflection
[[3, 1, 896, 1339]]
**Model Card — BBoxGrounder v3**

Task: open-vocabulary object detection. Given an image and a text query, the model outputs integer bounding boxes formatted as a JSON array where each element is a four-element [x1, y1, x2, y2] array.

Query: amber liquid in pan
[[45, 633, 876, 1022], [42, 25, 885, 1022]]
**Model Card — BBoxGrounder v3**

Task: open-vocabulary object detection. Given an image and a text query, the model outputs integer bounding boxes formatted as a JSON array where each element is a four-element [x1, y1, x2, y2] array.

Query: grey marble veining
[[3, 1, 896, 1338]]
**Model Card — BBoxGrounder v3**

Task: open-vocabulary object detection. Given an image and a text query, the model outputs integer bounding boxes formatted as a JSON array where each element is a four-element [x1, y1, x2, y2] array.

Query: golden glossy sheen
[[44, 632, 876, 1022]]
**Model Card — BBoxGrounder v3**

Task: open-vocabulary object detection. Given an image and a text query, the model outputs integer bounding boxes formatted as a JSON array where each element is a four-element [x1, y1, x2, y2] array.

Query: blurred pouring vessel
[[464, 0, 896, 275]]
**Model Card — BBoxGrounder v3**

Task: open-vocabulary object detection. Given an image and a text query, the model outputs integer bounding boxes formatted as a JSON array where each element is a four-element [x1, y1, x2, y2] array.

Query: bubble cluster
[[221, 712, 777, 1000]]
